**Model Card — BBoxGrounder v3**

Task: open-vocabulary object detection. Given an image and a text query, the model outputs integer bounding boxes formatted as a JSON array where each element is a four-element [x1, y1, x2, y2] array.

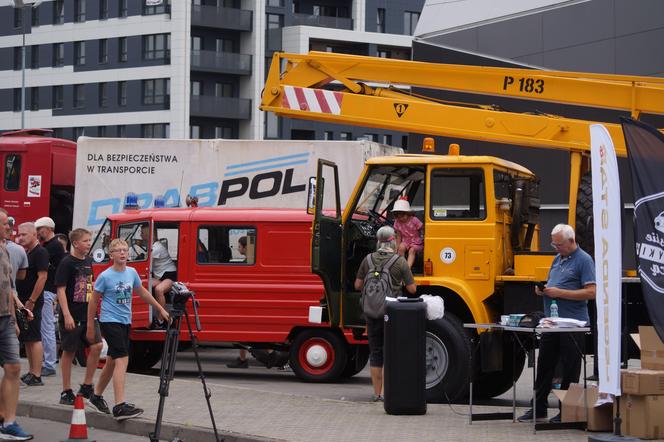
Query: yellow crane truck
[[260, 52, 664, 401]]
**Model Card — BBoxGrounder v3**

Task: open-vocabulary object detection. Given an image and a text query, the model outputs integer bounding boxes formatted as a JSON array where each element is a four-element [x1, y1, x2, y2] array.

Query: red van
[[90, 207, 368, 382]]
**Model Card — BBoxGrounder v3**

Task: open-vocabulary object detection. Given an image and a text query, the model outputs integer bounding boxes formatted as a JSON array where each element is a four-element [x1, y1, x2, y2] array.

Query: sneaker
[[87, 394, 111, 414], [549, 412, 561, 423], [112, 402, 143, 421], [226, 357, 249, 369], [40, 366, 56, 377], [19, 373, 30, 383], [59, 389, 76, 406], [517, 408, 548, 423], [371, 394, 384, 402], [0, 421, 33, 440], [21, 374, 43, 387], [77, 384, 94, 400]]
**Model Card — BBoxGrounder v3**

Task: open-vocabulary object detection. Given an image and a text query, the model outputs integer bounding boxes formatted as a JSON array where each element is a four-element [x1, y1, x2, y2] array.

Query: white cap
[[391, 199, 413, 213], [34, 216, 55, 230]]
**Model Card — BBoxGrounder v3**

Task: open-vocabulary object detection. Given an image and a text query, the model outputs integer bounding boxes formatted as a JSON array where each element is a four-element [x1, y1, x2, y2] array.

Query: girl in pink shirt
[[392, 198, 423, 268]]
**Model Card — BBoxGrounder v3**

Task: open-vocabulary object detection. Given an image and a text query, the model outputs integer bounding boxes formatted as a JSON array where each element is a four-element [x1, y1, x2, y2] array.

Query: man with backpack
[[354, 226, 416, 402]]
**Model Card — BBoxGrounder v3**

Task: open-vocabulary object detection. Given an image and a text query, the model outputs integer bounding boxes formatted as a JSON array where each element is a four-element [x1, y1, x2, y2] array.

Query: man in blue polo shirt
[[519, 224, 596, 423]]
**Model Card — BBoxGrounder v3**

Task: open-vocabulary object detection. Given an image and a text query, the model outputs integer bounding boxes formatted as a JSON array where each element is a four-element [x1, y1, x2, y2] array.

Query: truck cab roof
[[107, 207, 314, 224], [366, 154, 535, 177]]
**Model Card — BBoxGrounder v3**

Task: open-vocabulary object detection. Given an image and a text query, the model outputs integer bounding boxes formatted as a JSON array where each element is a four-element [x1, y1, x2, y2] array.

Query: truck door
[[117, 219, 153, 328], [310, 159, 343, 326]]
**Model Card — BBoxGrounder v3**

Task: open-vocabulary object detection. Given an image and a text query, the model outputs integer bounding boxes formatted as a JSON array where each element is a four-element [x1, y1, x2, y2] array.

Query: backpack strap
[[366, 254, 376, 273], [383, 253, 400, 271]]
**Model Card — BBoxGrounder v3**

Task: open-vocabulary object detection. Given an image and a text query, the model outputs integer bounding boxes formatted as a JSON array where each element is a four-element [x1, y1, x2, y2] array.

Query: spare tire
[[575, 173, 594, 257]]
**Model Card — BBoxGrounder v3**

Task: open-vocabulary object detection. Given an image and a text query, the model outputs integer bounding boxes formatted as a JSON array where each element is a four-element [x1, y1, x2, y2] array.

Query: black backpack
[[361, 253, 400, 319]]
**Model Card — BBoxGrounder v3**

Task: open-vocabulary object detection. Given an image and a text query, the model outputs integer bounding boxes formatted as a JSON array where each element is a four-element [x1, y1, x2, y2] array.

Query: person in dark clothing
[[16, 222, 49, 386]]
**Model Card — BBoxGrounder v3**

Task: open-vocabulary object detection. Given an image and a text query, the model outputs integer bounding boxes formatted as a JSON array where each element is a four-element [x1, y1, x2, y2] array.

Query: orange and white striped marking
[[283, 86, 342, 114]]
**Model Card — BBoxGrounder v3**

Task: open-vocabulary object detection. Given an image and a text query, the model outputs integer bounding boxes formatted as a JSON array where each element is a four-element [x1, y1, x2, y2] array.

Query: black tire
[[473, 336, 526, 398], [341, 345, 369, 378], [290, 329, 347, 382], [575, 173, 594, 257], [128, 341, 164, 370], [425, 313, 472, 403]]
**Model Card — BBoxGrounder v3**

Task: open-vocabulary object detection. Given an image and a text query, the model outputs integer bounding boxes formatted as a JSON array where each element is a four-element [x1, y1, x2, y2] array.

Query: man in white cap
[[34, 217, 65, 378]]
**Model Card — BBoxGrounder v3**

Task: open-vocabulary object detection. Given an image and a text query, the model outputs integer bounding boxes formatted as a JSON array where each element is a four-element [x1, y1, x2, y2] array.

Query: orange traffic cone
[[61, 394, 96, 442]]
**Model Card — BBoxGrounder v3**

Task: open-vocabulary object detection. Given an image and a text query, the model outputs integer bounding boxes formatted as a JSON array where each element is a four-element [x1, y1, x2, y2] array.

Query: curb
[[18, 401, 283, 442]]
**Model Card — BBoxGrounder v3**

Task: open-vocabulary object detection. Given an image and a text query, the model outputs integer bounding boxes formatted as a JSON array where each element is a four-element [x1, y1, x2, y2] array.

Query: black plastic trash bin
[[383, 298, 427, 415]]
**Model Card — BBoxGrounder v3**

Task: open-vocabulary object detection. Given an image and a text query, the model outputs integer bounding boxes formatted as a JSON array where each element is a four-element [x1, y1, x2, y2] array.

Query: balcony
[[191, 5, 252, 32], [190, 96, 251, 120], [191, 50, 252, 76], [291, 13, 353, 30]]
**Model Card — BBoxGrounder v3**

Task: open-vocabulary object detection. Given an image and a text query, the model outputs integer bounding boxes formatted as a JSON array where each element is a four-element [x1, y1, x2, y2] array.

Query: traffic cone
[[61, 394, 96, 442]]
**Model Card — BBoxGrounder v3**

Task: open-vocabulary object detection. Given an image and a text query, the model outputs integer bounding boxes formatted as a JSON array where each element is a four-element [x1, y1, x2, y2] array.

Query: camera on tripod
[[166, 282, 201, 332]]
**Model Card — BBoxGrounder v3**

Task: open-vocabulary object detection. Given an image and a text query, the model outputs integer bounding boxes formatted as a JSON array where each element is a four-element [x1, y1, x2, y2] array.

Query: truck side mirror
[[306, 176, 316, 215]]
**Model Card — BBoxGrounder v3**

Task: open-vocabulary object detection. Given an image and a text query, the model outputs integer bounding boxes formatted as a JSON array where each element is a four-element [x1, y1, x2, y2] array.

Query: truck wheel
[[341, 345, 369, 378], [290, 329, 347, 382], [425, 313, 472, 403], [473, 339, 526, 398], [575, 173, 594, 257], [128, 341, 164, 371]]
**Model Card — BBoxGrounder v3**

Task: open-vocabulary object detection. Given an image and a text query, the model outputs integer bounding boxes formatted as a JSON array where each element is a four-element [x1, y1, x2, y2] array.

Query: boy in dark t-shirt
[[55, 228, 104, 409]]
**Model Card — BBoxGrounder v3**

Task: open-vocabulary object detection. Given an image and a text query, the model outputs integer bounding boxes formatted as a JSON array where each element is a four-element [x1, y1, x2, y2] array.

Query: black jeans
[[534, 332, 585, 411]]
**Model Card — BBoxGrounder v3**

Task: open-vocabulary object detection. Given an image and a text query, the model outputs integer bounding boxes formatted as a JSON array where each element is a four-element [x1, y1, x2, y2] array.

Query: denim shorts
[[0, 315, 20, 366]]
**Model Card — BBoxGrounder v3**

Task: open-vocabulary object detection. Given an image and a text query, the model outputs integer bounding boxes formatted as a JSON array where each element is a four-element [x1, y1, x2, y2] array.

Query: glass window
[[119, 222, 148, 262], [74, 84, 85, 108], [267, 13, 282, 28], [4, 155, 21, 191], [191, 81, 201, 96], [118, 81, 127, 106], [143, 79, 169, 105], [142, 124, 169, 138], [31, 45, 39, 69], [190, 125, 200, 138], [404, 11, 420, 36], [119, 0, 128, 17], [14, 7, 22, 28], [377, 8, 385, 33], [13, 47, 21, 70], [53, 0, 65, 24], [74, 41, 86, 66], [13, 89, 21, 112], [143, 34, 170, 60], [215, 126, 232, 139], [214, 82, 233, 97], [430, 168, 486, 220], [196, 226, 256, 265], [52, 85, 63, 109], [143, 0, 169, 15], [53, 43, 65, 67], [99, 39, 108, 64], [31, 5, 40, 27], [353, 165, 425, 221], [90, 218, 111, 263], [191, 36, 202, 51], [324, 131, 333, 140], [74, 0, 86, 22], [98, 126, 107, 137], [100, 0, 108, 19], [267, 0, 284, 6], [215, 38, 233, 53], [117, 125, 127, 137], [99, 82, 108, 108], [339, 132, 351, 141], [30, 87, 39, 111], [119, 37, 128, 62], [382, 134, 392, 145], [73, 127, 85, 140]]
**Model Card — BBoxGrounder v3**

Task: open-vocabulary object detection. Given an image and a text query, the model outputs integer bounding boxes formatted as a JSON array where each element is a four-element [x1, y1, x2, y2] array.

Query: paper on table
[[539, 317, 588, 328]]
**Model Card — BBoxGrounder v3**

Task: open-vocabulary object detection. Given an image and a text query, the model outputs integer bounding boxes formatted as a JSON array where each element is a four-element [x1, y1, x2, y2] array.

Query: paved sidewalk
[[16, 360, 593, 442]]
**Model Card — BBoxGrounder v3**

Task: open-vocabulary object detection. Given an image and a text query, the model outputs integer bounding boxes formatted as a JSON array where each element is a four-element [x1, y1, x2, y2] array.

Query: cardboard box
[[639, 326, 664, 370], [553, 383, 613, 432], [618, 394, 664, 439], [622, 368, 664, 395]]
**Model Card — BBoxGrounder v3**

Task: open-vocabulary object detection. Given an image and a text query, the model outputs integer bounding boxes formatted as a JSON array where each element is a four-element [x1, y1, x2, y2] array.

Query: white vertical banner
[[590, 124, 622, 396]]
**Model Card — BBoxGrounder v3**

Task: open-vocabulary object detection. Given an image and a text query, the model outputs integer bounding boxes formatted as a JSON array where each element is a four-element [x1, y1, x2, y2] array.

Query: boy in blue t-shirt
[[86, 238, 169, 421]]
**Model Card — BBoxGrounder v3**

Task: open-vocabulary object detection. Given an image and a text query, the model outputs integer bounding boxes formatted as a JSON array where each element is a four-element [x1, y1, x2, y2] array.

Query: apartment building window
[[377, 8, 385, 33], [53, 43, 65, 67], [324, 131, 333, 140], [117, 125, 127, 137], [119, 0, 128, 17], [190, 125, 200, 139], [74, 41, 86, 66], [30, 87, 39, 111], [143, 79, 169, 105], [267, 0, 284, 6], [98, 40, 108, 64], [98, 126, 107, 137], [118, 81, 127, 106], [31, 5, 40, 27], [215, 126, 232, 139], [216, 38, 233, 53], [100, 0, 108, 19], [13, 89, 21, 112], [53, 0, 65, 24], [191, 81, 201, 96], [313, 5, 349, 18], [404, 11, 420, 36], [191, 36, 202, 51], [215, 82, 233, 97], [31, 46, 39, 69], [13, 47, 21, 70], [74, 0, 86, 22], [382, 134, 392, 145], [143, 124, 169, 138], [74, 84, 85, 108], [119, 37, 128, 62], [99, 83, 108, 108], [14, 7, 22, 28], [52, 85, 63, 109], [339, 132, 352, 141], [143, 0, 169, 15], [74, 127, 85, 140], [143, 34, 170, 60], [267, 13, 283, 29]]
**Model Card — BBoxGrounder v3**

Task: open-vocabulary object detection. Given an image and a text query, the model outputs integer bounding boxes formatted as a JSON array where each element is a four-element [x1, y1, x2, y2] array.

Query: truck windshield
[[354, 165, 425, 219], [89, 218, 112, 263]]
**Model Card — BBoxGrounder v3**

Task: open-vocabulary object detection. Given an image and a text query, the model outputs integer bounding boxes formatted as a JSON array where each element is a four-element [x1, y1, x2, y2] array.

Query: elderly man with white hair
[[518, 223, 596, 424]]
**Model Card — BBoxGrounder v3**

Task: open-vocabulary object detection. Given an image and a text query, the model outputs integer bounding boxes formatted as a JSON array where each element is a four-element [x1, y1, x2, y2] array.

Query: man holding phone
[[518, 224, 596, 424]]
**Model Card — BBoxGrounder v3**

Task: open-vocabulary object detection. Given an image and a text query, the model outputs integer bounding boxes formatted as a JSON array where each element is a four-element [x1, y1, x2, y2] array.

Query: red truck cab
[[90, 207, 367, 382], [0, 129, 75, 233]]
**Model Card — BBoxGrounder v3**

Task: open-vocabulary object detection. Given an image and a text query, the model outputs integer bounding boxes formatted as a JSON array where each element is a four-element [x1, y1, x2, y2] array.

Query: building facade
[[0, 0, 424, 143]]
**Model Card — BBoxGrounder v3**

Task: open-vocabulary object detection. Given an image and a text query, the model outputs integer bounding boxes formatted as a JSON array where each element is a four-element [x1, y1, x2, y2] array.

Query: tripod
[[150, 285, 221, 442]]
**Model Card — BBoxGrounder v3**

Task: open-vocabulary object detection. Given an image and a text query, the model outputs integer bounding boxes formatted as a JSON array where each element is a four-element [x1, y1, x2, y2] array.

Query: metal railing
[[191, 50, 252, 75], [291, 13, 353, 30], [190, 96, 251, 120], [191, 5, 252, 31]]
